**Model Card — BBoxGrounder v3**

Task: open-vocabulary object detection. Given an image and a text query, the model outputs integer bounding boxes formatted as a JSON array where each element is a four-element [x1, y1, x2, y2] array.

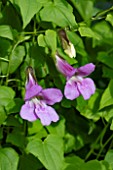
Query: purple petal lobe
[[25, 73, 42, 100], [77, 63, 95, 77], [20, 101, 37, 121], [35, 103, 59, 126], [64, 79, 80, 100], [55, 55, 76, 77], [41, 88, 63, 105], [77, 78, 96, 100]]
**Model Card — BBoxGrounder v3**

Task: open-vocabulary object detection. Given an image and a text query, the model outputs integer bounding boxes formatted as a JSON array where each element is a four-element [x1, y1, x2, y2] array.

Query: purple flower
[[20, 67, 63, 126], [55, 55, 96, 100]]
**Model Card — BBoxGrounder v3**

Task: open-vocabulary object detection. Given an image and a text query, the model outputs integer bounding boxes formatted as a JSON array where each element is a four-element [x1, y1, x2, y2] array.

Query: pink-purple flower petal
[[55, 55, 76, 77], [41, 88, 63, 105], [64, 79, 80, 100], [25, 84, 42, 101], [77, 63, 95, 77], [77, 78, 96, 100], [25, 73, 42, 100], [20, 101, 37, 121], [35, 104, 59, 126]]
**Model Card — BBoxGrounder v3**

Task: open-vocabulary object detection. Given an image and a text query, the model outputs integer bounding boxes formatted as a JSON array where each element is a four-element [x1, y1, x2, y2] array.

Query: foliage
[[0, 0, 113, 169]]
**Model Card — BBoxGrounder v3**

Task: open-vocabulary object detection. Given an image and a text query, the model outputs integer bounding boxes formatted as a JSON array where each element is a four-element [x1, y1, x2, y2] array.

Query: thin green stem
[[92, 6, 113, 21], [0, 75, 7, 78], [5, 42, 19, 85], [0, 57, 9, 62], [96, 134, 113, 159], [23, 30, 45, 35], [32, 16, 38, 45], [108, 139, 113, 151], [7, 78, 21, 83], [23, 120, 27, 137], [100, 122, 109, 147], [85, 132, 101, 161], [85, 123, 109, 161]]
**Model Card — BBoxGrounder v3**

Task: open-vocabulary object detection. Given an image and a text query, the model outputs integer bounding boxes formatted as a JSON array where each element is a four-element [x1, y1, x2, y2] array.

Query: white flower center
[[68, 75, 83, 84], [32, 97, 46, 109]]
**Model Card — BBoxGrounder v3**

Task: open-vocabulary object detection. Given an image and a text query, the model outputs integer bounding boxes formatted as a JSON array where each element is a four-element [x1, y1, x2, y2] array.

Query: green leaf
[[40, 0, 77, 28], [30, 44, 46, 67], [76, 90, 102, 121], [36, 0, 52, 4], [38, 34, 46, 47], [0, 3, 21, 31], [0, 25, 14, 40], [28, 119, 44, 135], [0, 86, 15, 106], [99, 106, 113, 122], [61, 98, 72, 108], [66, 31, 84, 49], [6, 129, 26, 148], [64, 155, 84, 170], [0, 105, 7, 124], [105, 150, 113, 169], [35, 63, 49, 78], [0, 148, 19, 170], [100, 160, 112, 170], [64, 133, 76, 154], [99, 80, 113, 110], [5, 98, 24, 114], [80, 160, 103, 170], [18, 154, 43, 170], [0, 39, 11, 75], [14, 0, 42, 28], [26, 134, 64, 170], [78, 26, 100, 39], [106, 12, 113, 27], [102, 66, 113, 79], [73, 0, 94, 24], [5, 115, 21, 127], [0, 38, 11, 57], [38, 29, 57, 54], [97, 52, 113, 69], [92, 20, 113, 47], [9, 45, 25, 73], [110, 119, 113, 130], [46, 118, 65, 137]]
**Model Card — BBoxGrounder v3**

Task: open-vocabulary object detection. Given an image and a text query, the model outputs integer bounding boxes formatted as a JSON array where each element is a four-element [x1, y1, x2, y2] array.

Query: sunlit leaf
[[26, 134, 64, 170], [9, 45, 25, 73], [0, 148, 19, 170], [106, 12, 113, 26], [64, 155, 84, 170], [73, 0, 94, 24], [105, 150, 113, 169], [78, 26, 100, 39], [13, 0, 42, 28], [46, 118, 65, 137], [99, 80, 113, 110], [0, 86, 15, 106], [38, 29, 57, 54], [40, 0, 77, 28], [0, 25, 14, 40], [80, 160, 103, 170]]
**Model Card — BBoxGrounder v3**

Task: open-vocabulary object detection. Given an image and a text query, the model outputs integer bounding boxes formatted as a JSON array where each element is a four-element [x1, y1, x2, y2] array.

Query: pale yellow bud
[[64, 42, 76, 58]]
